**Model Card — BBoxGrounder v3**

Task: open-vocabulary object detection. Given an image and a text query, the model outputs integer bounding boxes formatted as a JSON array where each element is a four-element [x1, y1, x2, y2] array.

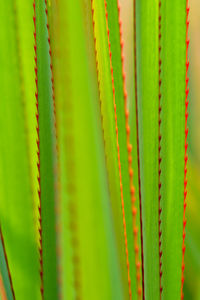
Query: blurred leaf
[[48, 0, 124, 298], [0, 229, 14, 300], [0, 1, 39, 298]]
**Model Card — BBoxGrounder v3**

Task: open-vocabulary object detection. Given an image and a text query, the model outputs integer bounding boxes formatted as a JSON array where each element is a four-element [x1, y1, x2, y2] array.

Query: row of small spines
[[181, 1, 189, 299], [104, 0, 142, 298], [33, 0, 43, 296], [91, 0, 133, 298], [43, 1, 63, 298], [45, 2, 82, 298], [158, 0, 163, 298], [133, 0, 145, 297], [158, 2, 189, 298], [116, 0, 142, 297]]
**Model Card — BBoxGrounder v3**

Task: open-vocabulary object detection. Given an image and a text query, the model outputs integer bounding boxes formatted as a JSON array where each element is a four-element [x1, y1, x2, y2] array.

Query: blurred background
[[119, 0, 200, 298]]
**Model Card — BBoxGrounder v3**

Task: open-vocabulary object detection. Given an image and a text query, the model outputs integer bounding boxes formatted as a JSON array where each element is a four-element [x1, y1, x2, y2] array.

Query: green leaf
[[136, 0, 160, 298], [160, 1, 186, 298], [91, 0, 132, 298], [35, 0, 58, 297], [48, 0, 124, 298], [130, 0, 143, 296], [14, 0, 39, 225], [105, 0, 142, 296], [0, 1, 39, 298]]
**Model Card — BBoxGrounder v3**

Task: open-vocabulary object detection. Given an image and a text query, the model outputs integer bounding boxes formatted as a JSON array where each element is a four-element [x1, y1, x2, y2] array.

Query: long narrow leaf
[[34, 0, 58, 297], [136, 0, 160, 298], [160, 1, 187, 298], [0, 1, 39, 298]]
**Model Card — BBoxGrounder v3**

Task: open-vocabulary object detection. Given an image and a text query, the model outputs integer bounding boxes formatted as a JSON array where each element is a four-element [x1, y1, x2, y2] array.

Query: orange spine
[[116, 1, 142, 297], [103, 1, 132, 298], [91, 1, 132, 296], [133, 0, 145, 297]]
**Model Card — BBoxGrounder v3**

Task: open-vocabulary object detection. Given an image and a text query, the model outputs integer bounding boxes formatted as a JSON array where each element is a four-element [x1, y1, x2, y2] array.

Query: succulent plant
[[0, 0, 189, 299]]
